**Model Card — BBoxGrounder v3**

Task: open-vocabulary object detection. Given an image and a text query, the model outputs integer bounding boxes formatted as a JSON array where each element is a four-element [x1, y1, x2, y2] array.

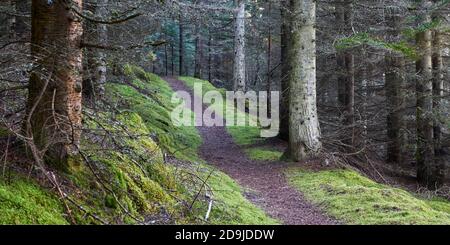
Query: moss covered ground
[[286, 169, 450, 224], [0, 175, 68, 224]]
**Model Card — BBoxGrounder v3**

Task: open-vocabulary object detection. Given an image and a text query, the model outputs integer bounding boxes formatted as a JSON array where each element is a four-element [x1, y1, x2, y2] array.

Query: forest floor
[[165, 76, 337, 225]]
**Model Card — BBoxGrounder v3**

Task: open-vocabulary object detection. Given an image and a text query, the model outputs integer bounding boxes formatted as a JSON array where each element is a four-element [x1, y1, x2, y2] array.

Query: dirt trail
[[165, 77, 337, 225]]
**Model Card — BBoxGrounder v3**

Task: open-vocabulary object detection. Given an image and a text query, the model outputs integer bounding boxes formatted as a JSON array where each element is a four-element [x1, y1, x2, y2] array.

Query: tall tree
[[83, 0, 108, 102], [336, 0, 355, 146], [25, 0, 84, 167], [194, 27, 203, 79], [385, 5, 406, 164], [431, 0, 445, 177], [233, 0, 246, 91], [179, 14, 184, 76], [279, 0, 290, 140], [285, 0, 321, 161], [415, 1, 440, 188], [279, 0, 289, 140]]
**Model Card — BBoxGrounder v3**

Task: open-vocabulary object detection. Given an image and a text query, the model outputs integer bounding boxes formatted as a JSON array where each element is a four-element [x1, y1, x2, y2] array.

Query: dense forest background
[[0, 0, 450, 225]]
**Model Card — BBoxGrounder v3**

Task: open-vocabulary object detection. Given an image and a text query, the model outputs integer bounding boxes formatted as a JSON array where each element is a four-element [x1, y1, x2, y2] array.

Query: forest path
[[165, 77, 337, 225]]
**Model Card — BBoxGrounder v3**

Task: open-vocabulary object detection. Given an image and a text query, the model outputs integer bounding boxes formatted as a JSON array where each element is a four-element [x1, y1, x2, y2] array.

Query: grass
[[0, 175, 68, 224], [286, 168, 450, 225], [245, 148, 283, 161]]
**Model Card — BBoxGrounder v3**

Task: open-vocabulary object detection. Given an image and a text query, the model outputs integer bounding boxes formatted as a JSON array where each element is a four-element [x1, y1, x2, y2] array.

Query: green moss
[[79, 110, 180, 223], [106, 68, 201, 162], [286, 168, 450, 225], [0, 175, 68, 224], [228, 126, 263, 146], [245, 148, 283, 161]]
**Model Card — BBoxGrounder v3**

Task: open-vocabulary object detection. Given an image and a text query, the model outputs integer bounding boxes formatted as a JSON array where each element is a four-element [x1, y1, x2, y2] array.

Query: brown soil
[[165, 77, 338, 225]]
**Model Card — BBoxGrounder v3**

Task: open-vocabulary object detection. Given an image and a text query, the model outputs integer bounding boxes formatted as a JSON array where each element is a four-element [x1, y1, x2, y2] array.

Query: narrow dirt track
[[165, 77, 337, 225]]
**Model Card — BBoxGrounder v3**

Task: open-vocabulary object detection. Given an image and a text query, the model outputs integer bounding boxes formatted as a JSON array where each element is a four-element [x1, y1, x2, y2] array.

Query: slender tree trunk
[[415, 5, 440, 188], [83, 0, 107, 102], [179, 14, 184, 76], [25, 0, 84, 168], [265, 1, 272, 114], [171, 44, 174, 76], [165, 43, 168, 76], [431, 3, 446, 184], [194, 30, 203, 78], [233, 0, 246, 91], [336, 0, 355, 146], [279, 0, 289, 140], [385, 6, 406, 164], [208, 32, 212, 82], [266, 1, 272, 95], [285, 0, 321, 161]]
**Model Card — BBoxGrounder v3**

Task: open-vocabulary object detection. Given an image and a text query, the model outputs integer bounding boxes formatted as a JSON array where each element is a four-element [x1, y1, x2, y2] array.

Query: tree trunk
[[25, 0, 84, 168], [415, 5, 440, 188], [285, 0, 321, 161], [385, 6, 407, 164], [336, 0, 355, 146], [83, 0, 107, 102], [165, 43, 168, 76], [179, 14, 184, 76], [233, 0, 246, 91], [208, 32, 212, 82], [431, 2, 446, 184], [194, 30, 203, 79], [279, 0, 289, 140], [171, 44, 174, 76], [14, 0, 30, 39]]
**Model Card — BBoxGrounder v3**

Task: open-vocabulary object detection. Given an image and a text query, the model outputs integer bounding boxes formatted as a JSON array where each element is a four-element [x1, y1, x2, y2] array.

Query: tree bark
[[385, 5, 407, 164], [14, 0, 30, 39], [415, 3, 441, 188], [171, 44, 174, 76], [194, 29, 203, 79], [279, 0, 289, 140], [83, 0, 108, 102], [25, 0, 84, 168], [233, 0, 246, 91], [285, 0, 321, 161], [336, 0, 355, 146], [179, 14, 184, 76], [208, 32, 212, 82], [431, 2, 446, 184]]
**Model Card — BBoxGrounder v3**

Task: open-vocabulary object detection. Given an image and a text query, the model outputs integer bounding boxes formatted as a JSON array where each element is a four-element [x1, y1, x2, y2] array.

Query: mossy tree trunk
[[285, 0, 321, 161], [25, 0, 84, 168]]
